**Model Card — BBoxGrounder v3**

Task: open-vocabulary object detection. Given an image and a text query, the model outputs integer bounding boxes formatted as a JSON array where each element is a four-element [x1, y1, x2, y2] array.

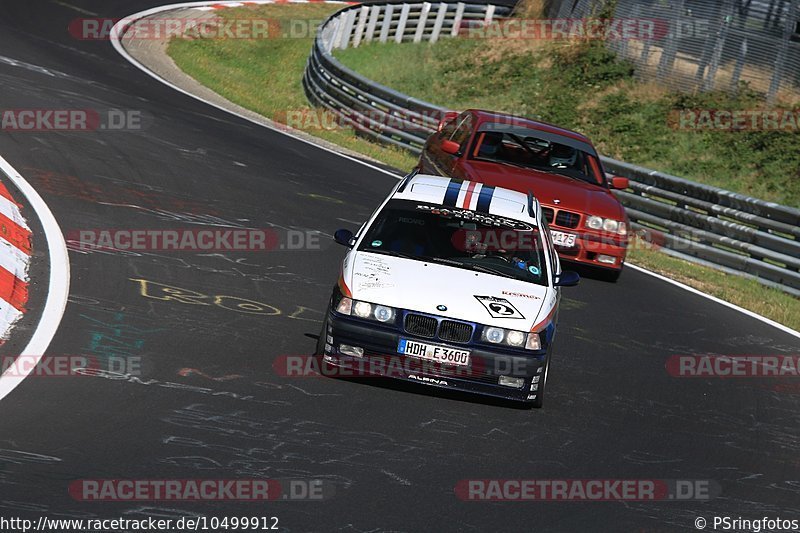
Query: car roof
[[469, 109, 594, 146], [393, 174, 539, 224]]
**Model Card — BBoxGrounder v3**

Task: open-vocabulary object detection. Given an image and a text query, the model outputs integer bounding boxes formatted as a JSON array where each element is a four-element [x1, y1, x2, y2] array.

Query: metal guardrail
[[302, 2, 800, 293]]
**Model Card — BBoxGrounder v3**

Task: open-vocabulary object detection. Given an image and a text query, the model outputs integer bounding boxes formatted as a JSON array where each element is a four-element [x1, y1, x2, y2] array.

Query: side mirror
[[441, 140, 461, 155], [437, 111, 459, 132], [610, 176, 629, 189], [334, 229, 354, 247], [554, 271, 580, 287]]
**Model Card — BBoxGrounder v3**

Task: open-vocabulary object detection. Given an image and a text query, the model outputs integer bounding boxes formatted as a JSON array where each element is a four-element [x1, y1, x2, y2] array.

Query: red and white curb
[[0, 180, 31, 342], [0, 155, 70, 402], [192, 0, 358, 11]]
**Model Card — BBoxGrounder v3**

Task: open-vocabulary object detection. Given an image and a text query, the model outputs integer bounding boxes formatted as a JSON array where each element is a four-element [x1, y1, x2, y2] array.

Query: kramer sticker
[[474, 295, 525, 319]]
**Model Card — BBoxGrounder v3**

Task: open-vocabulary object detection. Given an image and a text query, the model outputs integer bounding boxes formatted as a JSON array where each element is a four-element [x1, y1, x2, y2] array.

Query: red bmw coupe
[[418, 109, 630, 280]]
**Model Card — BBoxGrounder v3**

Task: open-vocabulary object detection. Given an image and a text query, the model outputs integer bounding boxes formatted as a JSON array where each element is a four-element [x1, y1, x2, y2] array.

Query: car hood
[[346, 252, 551, 329], [463, 161, 625, 218]]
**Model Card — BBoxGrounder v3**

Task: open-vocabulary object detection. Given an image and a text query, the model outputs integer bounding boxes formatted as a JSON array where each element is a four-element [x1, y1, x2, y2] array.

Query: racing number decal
[[474, 296, 525, 319]]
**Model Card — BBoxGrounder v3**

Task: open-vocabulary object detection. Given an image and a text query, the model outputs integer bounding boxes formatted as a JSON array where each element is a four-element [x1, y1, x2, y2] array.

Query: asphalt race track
[[0, 2, 799, 531]]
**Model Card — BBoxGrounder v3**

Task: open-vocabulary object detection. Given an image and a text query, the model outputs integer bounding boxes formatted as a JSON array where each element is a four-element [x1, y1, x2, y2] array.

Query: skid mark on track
[[178, 368, 243, 381], [75, 369, 291, 406], [154, 403, 483, 492], [381, 470, 411, 486], [23, 167, 220, 215]]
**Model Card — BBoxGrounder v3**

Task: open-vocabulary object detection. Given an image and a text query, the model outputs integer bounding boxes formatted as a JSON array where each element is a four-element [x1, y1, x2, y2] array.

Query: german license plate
[[398, 339, 470, 366], [551, 231, 576, 247]]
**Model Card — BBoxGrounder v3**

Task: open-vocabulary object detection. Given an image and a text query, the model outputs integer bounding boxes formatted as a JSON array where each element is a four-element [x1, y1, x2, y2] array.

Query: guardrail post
[[379, 4, 393, 43], [352, 6, 370, 48], [484, 4, 495, 25], [451, 2, 465, 36], [330, 15, 346, 51], [430, 3, 448, 43], [365, 5, 381, 43], [338, 9, 358, 50], [396, 4, 411, 43], [414, 2, 432, 43]]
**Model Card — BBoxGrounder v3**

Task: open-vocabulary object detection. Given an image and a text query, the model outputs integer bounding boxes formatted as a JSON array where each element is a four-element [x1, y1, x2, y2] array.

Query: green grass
[[627, 238, 800, 331], [167, 4, 416, 170], [336, 39, 800, 207], [165, 4, 799, 331]]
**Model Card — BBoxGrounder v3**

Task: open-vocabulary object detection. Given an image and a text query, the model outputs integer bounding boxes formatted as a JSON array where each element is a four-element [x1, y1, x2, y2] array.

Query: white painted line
[[626, 263, 800, 339], [0, 155, 71, 402], [109, 0, 398, 180], [110, 0, 800, 340], [0, 194, 31, 231]]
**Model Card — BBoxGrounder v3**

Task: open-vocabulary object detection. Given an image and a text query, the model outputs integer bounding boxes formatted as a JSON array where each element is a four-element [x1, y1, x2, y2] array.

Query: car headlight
[[602, 219, 618, 233], [482, 327, 535, 349], [353, 301, 372, 318], [337, 297, 396, 323], [586, 216, 626, 235], [586, 215, 603, 230], [374, 305, 394, 322], [484, 327, 505, 344]]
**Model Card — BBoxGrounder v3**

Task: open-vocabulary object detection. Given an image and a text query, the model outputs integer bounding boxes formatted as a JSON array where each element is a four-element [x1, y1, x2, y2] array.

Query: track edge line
[[0, 155, 71, 401]]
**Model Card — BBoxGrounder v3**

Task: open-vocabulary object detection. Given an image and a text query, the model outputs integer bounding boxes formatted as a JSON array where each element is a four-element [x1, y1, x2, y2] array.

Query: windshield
[[469, 129, 604, 185], [357, 200, 548, 285]]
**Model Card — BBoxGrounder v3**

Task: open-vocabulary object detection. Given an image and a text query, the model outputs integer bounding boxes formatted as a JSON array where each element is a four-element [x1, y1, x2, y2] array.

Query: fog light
[[339, 344, 364, 357], [498, 375, 524, 388], [597, 254, 616, 265]]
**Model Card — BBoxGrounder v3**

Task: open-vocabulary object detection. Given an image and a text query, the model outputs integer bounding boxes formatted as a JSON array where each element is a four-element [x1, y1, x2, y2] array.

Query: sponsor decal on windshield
[[416, 204, 531, 230]]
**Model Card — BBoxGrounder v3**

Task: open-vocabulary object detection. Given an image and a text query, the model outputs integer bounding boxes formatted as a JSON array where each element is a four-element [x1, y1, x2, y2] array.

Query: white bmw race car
[[317, 172, 579, 407]]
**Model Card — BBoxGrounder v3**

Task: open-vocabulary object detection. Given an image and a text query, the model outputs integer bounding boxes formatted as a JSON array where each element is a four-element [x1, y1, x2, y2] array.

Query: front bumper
[[322, 310, 549, 403], [552, 230, 627, 271]]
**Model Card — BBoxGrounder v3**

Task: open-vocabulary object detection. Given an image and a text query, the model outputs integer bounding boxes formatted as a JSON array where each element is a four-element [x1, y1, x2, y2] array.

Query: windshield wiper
[[474, 157, 531, 170], [366, 249, 420, 261], [368, 249, 460, 267], [462, 262, 519, 280]]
